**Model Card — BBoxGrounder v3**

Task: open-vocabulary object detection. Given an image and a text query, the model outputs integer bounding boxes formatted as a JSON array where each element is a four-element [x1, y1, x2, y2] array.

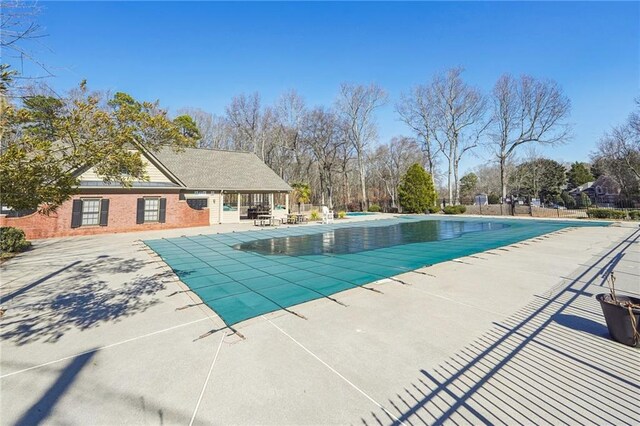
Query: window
[[144, 198, 160, 222], [72, 199, 109, 228], [223, 193, 238, 211], [187, 198, 208, 210], [81, 199, 101, 226], [274, 193, 287, 210], [136, 197, 165, 224]]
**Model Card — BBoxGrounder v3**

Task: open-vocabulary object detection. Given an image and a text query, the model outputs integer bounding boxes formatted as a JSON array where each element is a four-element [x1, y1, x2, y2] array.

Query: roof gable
[[77, 149, 182, 189]]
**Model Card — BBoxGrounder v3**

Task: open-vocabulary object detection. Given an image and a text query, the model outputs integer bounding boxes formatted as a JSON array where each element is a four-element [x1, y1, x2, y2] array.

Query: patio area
[[0, 216, 638, 425]]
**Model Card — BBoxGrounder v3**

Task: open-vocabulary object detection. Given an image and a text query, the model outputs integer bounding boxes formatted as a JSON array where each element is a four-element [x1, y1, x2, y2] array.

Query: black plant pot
[[596, 294, 640, 347]]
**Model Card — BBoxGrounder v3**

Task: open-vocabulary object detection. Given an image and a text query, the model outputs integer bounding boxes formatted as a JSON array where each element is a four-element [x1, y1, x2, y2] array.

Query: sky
[[11, 1, 640, 174]]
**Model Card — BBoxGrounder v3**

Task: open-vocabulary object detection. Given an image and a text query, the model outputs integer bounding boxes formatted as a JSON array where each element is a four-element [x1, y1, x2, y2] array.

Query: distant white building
[[474, 193, 488, 205]]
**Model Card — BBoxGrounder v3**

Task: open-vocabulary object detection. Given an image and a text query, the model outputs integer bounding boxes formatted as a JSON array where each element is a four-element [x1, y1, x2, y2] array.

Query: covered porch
[[207, 191, 289, 225]]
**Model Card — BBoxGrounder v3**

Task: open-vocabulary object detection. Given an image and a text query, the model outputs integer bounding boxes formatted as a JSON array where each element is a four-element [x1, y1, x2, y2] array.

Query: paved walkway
[[1, 217, 638, 425]]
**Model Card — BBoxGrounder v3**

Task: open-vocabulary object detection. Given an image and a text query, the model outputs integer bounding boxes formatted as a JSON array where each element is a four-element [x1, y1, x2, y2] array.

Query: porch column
[[285, 193, 289, 214], [269, 193, 274, 211]]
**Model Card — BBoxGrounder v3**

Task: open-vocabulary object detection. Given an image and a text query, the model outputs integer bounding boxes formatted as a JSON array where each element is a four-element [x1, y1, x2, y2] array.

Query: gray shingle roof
[[150, 147, 291, 192]]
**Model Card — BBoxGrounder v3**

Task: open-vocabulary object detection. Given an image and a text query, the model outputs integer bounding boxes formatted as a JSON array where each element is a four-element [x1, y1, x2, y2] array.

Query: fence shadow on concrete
[[13, 351, 96, 426], [360, 228, 640, 426]]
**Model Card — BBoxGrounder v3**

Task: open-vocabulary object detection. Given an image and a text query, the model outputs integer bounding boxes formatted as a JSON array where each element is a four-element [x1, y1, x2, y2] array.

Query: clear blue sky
[[16, 1, 640, 173]]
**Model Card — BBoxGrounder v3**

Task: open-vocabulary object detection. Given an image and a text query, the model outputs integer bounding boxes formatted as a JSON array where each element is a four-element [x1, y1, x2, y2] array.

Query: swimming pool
[[144, 217, 608, 326], [235, 220, 507, 256]]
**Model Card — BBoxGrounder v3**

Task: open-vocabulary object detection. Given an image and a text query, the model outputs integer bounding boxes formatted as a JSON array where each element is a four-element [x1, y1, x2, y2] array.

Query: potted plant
[[596, 272, 640, 347]]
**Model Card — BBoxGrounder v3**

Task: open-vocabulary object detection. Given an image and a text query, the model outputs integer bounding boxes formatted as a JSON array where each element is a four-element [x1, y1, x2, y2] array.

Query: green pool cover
[[144, 216, 608, 326]]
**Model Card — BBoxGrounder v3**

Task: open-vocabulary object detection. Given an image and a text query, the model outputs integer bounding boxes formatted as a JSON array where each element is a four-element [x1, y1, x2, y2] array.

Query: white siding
[[209, 193, 221, 224], [220, 194, 240, 224], [79, 155, 172, 183]]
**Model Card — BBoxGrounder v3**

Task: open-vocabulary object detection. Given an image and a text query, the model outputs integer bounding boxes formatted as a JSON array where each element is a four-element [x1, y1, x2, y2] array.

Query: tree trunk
[[500, 156, 507, 203], [319, 170, 326, 206], [447, 154, 454, 204], [453, 159, 460, 205], [358, 157, 367, 211], [343, 171, 349, 209], [328, 186, 333, 210]]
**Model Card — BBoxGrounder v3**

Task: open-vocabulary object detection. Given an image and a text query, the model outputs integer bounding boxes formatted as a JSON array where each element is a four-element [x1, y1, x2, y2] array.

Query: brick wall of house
[[0, 192, 210, 240]]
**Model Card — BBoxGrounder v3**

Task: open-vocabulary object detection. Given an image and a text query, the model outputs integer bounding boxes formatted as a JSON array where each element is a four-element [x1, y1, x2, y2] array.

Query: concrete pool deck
[[1, 215, 639, 425]]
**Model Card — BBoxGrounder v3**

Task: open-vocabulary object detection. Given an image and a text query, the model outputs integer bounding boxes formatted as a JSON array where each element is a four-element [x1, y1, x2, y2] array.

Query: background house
[[568, 175, 621, 207], [1, 147, 291, 239]]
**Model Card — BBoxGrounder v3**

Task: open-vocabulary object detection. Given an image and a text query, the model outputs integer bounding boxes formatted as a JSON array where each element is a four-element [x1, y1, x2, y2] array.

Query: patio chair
[[322, 206, 334, 224]]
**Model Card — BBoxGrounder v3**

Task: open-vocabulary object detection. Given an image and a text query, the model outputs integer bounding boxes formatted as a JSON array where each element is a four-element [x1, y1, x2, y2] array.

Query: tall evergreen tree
[[566, 162, 594, 189], [398, 163, 437, 213]]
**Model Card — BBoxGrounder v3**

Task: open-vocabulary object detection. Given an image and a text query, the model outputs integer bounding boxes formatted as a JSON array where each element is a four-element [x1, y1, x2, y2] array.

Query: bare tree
[[592, 101, 640, 201], [336, 83, 387, 210], [271, 90, 308, 182], [598, 125, 640, 180], [1, 1, 53, 96], [488, 74, 571, 202], [257, 105, 277, 164], [396, 85, 440, 177], [225, 92, 261, 153], [371, 136, 422, 209], [177, 107, 234, 149], [301, 107, 344, 209], [336, 139, 355, 209], [429, 68, 488, 204]]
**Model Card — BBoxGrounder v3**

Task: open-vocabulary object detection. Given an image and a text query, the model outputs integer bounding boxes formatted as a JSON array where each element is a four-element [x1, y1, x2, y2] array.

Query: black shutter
[[71, 199, 83, 228], [99, 199, 110, 226], [159, 198, 167, 223], [136, 198, 145, 224]]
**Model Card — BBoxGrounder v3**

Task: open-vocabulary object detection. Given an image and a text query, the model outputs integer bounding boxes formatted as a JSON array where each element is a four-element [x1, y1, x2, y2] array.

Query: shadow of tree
[[0, 256, 171, 345]]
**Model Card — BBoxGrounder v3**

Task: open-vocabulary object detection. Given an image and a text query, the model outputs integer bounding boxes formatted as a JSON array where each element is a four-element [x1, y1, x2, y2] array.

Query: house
[[0, 147, 291, 239], [567, 176, 621, 206]]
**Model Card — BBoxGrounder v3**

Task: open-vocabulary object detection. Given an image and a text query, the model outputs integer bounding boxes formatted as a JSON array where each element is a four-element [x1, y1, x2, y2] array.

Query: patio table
[[287, 213, 307, 224], [254, 214, 272, 227]]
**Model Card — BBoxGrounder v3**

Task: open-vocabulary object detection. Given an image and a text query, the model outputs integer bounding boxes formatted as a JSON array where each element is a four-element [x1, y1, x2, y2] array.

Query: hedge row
[[586, 209, 640, 220]]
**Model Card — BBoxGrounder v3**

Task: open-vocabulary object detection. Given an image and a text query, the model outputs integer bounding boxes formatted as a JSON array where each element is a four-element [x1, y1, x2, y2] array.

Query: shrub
[[310, 209, 320, 221], [627, 210, 640, 220], [443, 205, 467, 215], [579, 192, 592, 208], [368, 204, 381, 213], [0, 227, 31, 253], [561, 191, 576, 209], [427, 206, 440, 214], [337, 210, 347, 219], [398, 164, 437, 213], [487, 193, 500, 205], [586, 208, 627, 220]]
